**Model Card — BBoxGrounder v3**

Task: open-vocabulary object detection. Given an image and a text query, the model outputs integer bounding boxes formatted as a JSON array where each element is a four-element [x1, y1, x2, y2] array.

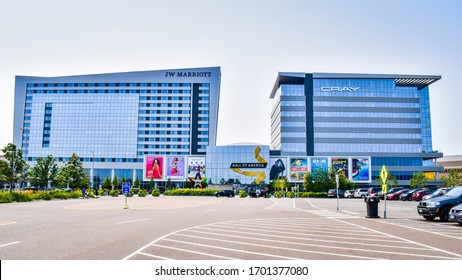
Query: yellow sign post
[[380, 165, 388, 219]]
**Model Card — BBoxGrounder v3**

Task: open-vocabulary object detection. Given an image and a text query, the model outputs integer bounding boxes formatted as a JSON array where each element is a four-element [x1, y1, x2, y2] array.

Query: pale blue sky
[[1, 0, 461, 154]]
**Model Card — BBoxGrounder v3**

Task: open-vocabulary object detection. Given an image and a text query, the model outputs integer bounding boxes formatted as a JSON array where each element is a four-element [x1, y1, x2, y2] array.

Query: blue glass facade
[[270, 73, 444, 186], [13, 67, 221, 186]]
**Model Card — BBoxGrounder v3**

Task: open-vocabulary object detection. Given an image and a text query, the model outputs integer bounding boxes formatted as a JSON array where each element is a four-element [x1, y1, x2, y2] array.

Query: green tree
[[312, 167, 336, 192], [112, 175, 119, 190], [28, 155, 58, 190], [201, 178, 208, 188], [134, 177, 140, 188], [102, 176, 112, 189], [303, 172, 315, 192], [0, 160, 10, 185], [166, 177, 173, 189], [409, 172, 429, 189], [443, 169, 462, 187], [1, 143, 29, 192], [56, 153, 89, 189]]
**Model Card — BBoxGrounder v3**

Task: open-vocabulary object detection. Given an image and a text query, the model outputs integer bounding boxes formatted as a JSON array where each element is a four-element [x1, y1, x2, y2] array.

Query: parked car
[[400, 189, 419, 201], [215, 190, 235, 197], [417, 186, 462, 221], [449, 203, 462, 225], [379, 187, 404, 199], [328, 189, 344, 198], [422, 187, 449, 201], [386, 189, 407, 200], [367, 187, 382, 198], [354, 188, 369, 198], [412, 189, 433, 201], [344, 189, 356, 198]]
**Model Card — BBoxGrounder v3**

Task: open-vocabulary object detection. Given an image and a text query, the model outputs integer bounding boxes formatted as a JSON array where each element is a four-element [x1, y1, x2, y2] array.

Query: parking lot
[[0, 195, 461, 260]]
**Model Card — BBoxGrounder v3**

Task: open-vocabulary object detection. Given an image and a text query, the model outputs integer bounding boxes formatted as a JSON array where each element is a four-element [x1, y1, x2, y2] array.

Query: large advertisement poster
[[269, 157, 288, 181], [187, 157, 206, 181], [332, 158, 349, 177], [351, 157, 371, 182], [166, 156, 186, 181], [310, 158, 329, 173], [144, 156, 164, 181], [289, 158, 308, 182]]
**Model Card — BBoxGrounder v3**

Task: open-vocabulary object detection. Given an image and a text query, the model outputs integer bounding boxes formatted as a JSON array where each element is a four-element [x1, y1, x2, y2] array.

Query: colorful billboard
[[289, 158, 308, 182], [144, 156, 164, 181], [269, 157, 288, 181], [187, 157, 206, 181], [310, 158, 329, 173], [332, 158, 349, 177], [166, 156, 186, 181], [351, 157, 371, 182]]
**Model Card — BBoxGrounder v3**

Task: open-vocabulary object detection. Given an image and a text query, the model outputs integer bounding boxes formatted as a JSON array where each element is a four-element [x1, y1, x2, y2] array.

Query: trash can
[[365, 196, 380, 218]]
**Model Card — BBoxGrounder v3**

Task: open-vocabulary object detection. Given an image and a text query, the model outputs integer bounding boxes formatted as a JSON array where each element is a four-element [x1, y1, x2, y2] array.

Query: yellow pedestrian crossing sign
[[380, 165, 388, 194]]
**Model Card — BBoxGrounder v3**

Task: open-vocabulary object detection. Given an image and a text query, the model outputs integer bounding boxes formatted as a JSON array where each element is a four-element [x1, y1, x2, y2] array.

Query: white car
[[354, 188, 369, 198]]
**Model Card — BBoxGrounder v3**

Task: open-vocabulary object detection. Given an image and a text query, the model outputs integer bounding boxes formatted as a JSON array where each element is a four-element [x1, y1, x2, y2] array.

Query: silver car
[[354, 188, 369, 198], [449, 203, 462, 225]]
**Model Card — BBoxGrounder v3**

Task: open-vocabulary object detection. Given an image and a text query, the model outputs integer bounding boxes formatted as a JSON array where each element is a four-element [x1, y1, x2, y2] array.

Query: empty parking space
[[125, 215, 461, 260]]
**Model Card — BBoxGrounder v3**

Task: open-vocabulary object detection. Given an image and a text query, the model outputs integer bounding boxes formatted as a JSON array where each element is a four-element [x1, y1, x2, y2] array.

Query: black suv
[[215, 190, 235, 197], [417, 186, 462, 221]]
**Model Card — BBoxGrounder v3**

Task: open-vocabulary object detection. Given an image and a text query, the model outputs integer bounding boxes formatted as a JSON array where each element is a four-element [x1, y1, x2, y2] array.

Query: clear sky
[[1, 0, 461, 155]]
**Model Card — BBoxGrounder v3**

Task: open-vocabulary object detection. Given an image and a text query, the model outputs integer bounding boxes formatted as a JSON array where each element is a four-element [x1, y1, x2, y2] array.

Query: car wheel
[[216, 194, 220, 197], [458, 222, 462, 226], [423, 216, 436, 221], [361, 195, 365, 198], [439, 207, 451, 222], [394, 197, 399, 200]]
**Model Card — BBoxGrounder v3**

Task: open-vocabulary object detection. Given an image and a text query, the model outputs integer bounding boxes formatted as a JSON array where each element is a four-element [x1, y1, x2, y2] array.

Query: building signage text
[[165, 71, 212, 78], [230, 163, 268, 168], [320, 86, 360, 92]]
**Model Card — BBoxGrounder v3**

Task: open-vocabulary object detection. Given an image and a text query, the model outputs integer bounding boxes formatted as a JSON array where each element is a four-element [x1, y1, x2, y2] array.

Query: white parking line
[[0, 241, 20, 248], [334, 218, 462, 259], [264, 199, 278, 210], [166, 235, 377, 260], [204, 208, 218, 212], [0, 221, 17, 226], [138, 251, 172, 260], [151, 243, 235, 260], [116, 218, 148, 225], [376, 219, 462, 241]]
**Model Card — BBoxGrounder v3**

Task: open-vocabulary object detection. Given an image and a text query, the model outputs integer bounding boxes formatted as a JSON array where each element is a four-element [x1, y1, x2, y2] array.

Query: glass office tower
[[270, 72, 443, 186], [13, 67, 221, 186]]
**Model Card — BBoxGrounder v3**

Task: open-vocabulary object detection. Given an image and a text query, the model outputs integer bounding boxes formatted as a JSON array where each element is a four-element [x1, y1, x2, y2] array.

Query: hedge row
[[0, 190, 82, 203], [163, 188, 218, 196]]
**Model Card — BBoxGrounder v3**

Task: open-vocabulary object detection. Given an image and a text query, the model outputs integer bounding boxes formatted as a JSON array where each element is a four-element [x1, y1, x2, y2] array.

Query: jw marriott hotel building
[[13, 67, 220, 186]]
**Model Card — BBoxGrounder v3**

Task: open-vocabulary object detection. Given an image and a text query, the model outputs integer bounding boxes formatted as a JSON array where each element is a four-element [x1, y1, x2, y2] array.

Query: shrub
[[163, 188, 218, 196], [34, 191, 52, 201], [238, 190, 248, 198], [152, 189, 160, 197], [0, 191, 14, 203], [164, 188, 218, 196], [11, 191, 34, 202], [286, 191, 295, 198], [132, 188, 140, 194], [298, 192, 328, 198], [109, 190, 119, 197], [138, 189, 148, 197], [274, 191, 283, 198], [98, 189, 108, 196]]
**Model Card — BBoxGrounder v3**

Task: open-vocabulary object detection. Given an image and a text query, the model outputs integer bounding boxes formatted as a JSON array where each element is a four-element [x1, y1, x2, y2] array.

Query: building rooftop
[[270, 72, 441, 98]]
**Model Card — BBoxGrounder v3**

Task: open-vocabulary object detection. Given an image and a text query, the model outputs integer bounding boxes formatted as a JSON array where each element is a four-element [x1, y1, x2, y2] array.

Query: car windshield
[[444, 187, 462, 197], [431, 188, 443, 195]]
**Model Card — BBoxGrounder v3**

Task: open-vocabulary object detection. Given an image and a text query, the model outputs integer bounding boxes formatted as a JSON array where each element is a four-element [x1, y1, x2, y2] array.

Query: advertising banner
[[166, 156, 186, 181], [310, 158, 329, 173], [351, 157, 371, 182], [269, 157, 288, 181], [187, 157, 206, 181], [144, 156, 164, 181], [331, 158, 349, 178], [289, 158, 308, 182]]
